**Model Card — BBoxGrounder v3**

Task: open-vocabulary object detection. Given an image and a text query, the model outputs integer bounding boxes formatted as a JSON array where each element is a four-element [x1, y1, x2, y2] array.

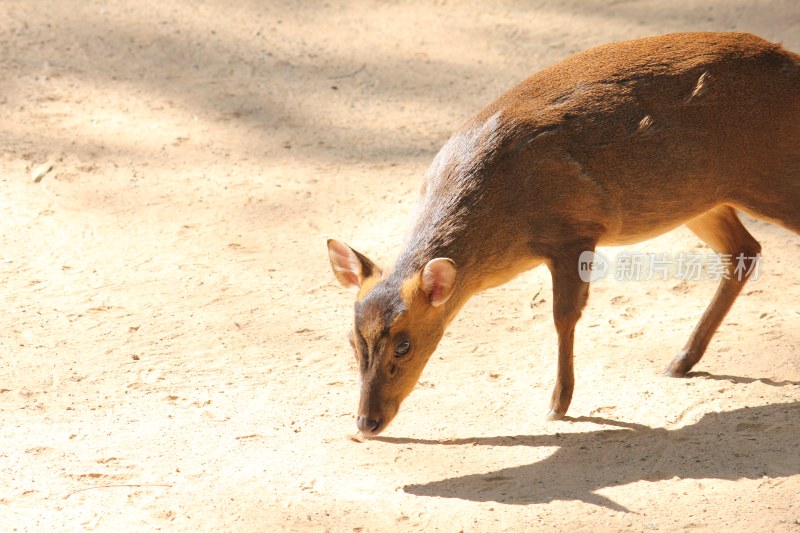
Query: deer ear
[[421, 258, 457, 307], [327, 239, 380, 289]]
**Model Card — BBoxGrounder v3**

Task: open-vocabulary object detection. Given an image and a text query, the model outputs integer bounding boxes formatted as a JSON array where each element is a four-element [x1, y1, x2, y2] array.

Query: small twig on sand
[[328, 64, 366, 79], [63, 483, 172, 499]]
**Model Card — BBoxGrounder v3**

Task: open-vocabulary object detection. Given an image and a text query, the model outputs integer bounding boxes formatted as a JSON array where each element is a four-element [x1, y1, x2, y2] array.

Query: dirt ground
[[2, 1, 799, 531]]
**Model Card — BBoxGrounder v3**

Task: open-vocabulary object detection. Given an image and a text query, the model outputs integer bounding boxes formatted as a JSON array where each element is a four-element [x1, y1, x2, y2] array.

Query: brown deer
[[327, 32, 800, 437]]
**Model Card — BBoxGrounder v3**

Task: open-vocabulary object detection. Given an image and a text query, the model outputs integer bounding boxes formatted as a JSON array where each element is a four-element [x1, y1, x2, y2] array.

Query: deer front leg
[[546, 246, 593, 420]]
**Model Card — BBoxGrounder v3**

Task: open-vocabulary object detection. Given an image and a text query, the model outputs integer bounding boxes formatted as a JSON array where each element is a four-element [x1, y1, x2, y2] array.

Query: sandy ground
[[2, 1, 800, 531]]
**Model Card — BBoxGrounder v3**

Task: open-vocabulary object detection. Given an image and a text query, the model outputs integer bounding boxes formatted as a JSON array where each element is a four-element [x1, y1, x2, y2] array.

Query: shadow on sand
[[379, 398, 800, 511]]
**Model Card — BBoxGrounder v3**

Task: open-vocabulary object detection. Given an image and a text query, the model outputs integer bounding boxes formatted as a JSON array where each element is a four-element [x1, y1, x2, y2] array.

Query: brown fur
[[329, 32, 800, 436]]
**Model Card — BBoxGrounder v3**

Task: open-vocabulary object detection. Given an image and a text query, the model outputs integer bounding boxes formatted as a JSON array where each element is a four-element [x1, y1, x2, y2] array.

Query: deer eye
[[394, 339, 411, 357]]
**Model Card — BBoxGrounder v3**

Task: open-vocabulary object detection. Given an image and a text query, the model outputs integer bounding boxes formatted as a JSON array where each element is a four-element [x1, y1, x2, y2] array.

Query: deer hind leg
[[735, 160, 800, 235], [663, 206, 761, 377], [737, 196, 800, 236]]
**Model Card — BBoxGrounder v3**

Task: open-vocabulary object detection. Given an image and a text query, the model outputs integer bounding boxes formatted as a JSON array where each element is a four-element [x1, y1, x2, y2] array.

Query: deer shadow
[[686, 371, 800, 387], [388, 401, 800, 511]]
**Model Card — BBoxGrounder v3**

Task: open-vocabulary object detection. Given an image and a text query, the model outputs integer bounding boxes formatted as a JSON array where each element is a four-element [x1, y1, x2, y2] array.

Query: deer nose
[[356, 415, 382, 435]]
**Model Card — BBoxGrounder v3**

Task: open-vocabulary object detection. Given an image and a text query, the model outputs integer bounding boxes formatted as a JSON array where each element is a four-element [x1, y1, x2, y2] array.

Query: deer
[[327, 32, 800, 437]]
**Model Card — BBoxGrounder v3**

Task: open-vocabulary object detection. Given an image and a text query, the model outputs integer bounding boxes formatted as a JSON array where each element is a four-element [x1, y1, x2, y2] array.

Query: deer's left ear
[[421, 258, 457, 307], [327, 239, 380, 289]]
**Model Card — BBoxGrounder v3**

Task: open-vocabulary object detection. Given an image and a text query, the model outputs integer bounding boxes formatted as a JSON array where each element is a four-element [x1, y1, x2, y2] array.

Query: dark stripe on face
[[355, 282, 407, 328], [353, 278, 408, 372], [354, 328, 369, 372]]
